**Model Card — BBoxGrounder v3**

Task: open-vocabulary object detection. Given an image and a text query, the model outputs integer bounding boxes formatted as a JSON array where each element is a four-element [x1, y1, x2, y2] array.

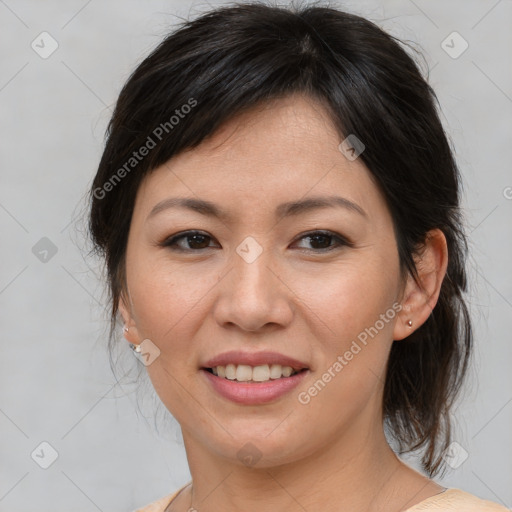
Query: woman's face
[[121, 94, 408, 466]]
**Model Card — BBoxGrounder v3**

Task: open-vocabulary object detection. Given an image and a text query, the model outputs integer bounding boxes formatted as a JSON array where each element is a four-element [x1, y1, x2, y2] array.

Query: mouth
[[200, 361, 310, 405], [200, 350, 310, 404], [202, 364, 308, 383]]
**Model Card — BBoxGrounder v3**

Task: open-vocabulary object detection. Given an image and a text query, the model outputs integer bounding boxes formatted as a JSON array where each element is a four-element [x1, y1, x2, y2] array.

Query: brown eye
[[161, 231, 218, 251], [293, 230, 352, 252], [306, 233, 333, 249]]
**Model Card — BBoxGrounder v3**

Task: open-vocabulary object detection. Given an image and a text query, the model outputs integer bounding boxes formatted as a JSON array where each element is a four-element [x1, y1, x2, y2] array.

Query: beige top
[[135, 484, 510, 511]]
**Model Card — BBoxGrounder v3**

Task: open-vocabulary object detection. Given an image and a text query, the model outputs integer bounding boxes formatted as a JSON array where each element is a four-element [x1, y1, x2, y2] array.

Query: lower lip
[[201, 368, 309, 405]]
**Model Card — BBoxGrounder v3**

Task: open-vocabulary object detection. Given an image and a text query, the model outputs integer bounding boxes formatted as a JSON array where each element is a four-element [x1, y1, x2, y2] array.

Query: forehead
[[133, 94, 388, 225], [183, 94, 341, 168]]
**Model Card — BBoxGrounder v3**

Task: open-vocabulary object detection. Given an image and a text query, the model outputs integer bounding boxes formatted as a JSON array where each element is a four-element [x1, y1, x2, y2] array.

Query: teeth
[[210, 363, 300, 382], [269, 364, 283, 379], [281, 366, 293, 377], [225, 364, 236, 380], [253, 365, 270, 382], [235, 364, 252, 382]]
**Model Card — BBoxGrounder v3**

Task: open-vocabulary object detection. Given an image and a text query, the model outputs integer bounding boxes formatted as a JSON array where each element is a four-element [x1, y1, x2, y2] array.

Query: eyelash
[[159, 230, 354, 253]]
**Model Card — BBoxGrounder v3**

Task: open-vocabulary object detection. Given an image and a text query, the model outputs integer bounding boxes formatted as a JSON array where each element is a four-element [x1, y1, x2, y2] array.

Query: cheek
[[291, 256, 399, 347], [291, 256, 399, 408], [127, 259, 221, 414], [128, 255, 220, 343]]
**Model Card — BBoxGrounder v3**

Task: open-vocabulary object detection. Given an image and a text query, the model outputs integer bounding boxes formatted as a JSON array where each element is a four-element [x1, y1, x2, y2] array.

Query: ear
[[393, 228, 448, 341], [118, 289, 142, 345]]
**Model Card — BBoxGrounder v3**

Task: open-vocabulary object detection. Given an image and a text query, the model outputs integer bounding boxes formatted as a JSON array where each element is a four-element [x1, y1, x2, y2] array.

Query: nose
[[212, 242, 294, 333]]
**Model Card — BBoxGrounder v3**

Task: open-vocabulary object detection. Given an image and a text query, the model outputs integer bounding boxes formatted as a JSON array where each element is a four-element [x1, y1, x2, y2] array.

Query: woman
[[87, 2, 508, 511]]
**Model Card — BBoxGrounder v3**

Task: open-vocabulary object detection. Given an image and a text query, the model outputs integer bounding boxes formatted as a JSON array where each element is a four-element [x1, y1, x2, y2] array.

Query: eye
[[159, 229, 353, 253], [160, 230, 219, 251], [292, 230, 353, 252]]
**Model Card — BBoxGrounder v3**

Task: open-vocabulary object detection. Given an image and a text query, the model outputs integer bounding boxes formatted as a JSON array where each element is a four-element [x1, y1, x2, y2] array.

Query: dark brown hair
[[87, 1, 472, 476]]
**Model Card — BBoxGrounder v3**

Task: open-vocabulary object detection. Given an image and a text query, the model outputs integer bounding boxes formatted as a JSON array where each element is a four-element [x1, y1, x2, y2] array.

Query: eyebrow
[[147, 195, 368, 221]]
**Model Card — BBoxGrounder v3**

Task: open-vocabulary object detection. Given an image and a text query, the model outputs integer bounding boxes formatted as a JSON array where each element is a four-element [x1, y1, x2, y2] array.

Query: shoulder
[[406, 488, 510, 511], [133, 489, 181, 512]]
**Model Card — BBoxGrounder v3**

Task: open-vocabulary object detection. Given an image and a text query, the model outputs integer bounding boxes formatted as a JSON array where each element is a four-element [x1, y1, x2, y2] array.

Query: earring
[[407, 320, 413, 327], [130, 343, 141, 353], [123, 325, 129, 333]]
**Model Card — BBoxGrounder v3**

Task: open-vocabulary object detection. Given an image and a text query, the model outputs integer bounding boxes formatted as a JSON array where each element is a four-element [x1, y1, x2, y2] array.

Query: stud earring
[[407, 320, 413, 327], [123, 325, 129, 333], [130, 343, 141, 353]]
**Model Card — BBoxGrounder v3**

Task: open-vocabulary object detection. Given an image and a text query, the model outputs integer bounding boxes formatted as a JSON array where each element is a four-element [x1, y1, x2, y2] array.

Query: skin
[[120, 94, 448, 512]]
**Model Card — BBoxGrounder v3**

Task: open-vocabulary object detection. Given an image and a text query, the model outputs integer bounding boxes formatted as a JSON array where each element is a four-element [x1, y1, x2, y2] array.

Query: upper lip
[[202, 351, 309, 371]]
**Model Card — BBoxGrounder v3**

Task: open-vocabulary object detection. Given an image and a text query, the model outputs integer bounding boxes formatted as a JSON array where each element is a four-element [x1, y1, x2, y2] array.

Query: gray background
[[1, 0, 511, 510]]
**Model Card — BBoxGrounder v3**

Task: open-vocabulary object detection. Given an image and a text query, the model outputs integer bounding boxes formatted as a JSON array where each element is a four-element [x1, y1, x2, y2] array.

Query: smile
[[201, 366, 309, 405], [204, 363, 304, 382]]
